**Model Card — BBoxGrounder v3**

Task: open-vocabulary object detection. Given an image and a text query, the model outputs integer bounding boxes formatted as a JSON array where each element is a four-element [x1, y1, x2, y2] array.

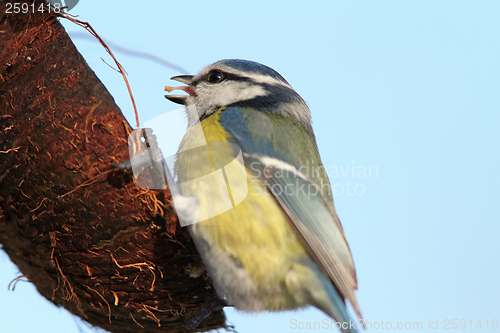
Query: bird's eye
[[207, 70, 225, 84]]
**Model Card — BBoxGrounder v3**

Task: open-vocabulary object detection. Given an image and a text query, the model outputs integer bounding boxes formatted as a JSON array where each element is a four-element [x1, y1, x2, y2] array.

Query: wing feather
[[247, 155, 362, 318], [219, 107, 362, 318]]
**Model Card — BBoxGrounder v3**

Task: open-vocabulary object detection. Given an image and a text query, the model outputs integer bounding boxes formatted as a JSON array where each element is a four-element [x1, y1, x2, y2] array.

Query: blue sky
[[2, 1, 500, 332]]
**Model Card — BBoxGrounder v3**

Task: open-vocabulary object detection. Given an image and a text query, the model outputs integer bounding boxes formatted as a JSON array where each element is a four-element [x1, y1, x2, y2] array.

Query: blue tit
[[164, 59, 362, 333]]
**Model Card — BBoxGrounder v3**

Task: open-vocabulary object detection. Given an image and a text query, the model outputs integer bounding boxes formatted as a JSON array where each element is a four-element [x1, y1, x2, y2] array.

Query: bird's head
[[165, 59, 311, 130]]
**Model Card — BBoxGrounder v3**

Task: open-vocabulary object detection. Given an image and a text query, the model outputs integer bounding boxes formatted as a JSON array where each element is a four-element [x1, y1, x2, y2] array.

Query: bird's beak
[[164, 75, 195, 105]]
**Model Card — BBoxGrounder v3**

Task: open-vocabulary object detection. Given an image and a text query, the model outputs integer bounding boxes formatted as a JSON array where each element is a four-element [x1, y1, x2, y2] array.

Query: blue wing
[[219, 107, 362, 320]]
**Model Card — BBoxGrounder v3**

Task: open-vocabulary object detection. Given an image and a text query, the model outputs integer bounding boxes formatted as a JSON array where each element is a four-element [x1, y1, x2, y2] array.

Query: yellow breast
[[175, 109, 308, 308]]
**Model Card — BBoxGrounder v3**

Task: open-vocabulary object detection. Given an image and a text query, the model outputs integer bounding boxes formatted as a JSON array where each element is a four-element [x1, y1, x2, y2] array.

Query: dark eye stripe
[[191, 72, 254, 86], [227, 83, 305, 109]]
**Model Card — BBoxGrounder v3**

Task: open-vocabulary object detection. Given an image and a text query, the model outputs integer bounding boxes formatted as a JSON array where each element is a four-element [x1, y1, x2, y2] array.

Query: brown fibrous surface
[[0, 1, 226, 332]]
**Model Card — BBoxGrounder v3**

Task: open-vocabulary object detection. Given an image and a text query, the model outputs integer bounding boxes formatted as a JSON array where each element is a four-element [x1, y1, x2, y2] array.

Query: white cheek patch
[[234, 82, 268, 101], [213, 82, 268, 106]]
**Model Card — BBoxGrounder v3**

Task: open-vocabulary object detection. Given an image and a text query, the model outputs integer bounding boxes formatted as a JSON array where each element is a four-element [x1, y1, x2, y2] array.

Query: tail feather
[[319, 274, 359, 333], [286, 262, 359, 333]]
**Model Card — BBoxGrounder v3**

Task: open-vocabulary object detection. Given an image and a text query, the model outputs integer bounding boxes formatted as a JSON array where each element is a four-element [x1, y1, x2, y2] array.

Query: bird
[[164, 59, 362, 333]]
